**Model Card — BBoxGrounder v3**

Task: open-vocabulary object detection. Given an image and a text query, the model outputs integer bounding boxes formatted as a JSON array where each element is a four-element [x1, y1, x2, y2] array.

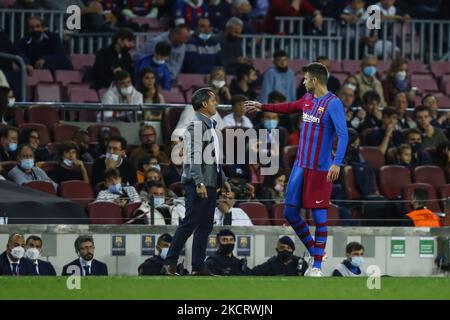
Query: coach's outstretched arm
[[244, 95, 308, 114], [327, 100, 349, 182]]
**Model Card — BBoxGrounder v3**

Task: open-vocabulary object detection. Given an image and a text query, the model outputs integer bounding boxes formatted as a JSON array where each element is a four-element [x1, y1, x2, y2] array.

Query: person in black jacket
[[205, 229, 252, 276], [62, 235, 108, 276], [25, 235, 56, 276], [0, 233, 36, 276], [252, 236, 308, 276]]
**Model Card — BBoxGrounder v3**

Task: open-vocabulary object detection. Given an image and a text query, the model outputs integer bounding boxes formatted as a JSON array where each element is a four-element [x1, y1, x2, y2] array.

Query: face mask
[[150, 164, 161, 172], [120, 86, 133, 96], [153, 57, 165, 65], [219, 243, 234, 255], [21, 158, 34, 170], [264, 119, 278, 130], [198, 33, 212, 41], [108, 183, 122, 194], [363, 66, 377, 77], [395, 71, 407, 81], [10, 246, 25, 260], [276, 66, 288, 73], [278, 250, 293, 263], [63, 159, 73, 167], [410, 142, 422, 154], [160, 247, 169, 259], [25, 247, 40, 260], [274, 183, 284, 193], [8, 143, 17, 152], [212, 80, 226, 88], [106, 152, 120, 161], [350, 256, 364, 267], [153, 196, 165, 208], [344, 83, 357, 91], [7, 98, 15, 107]]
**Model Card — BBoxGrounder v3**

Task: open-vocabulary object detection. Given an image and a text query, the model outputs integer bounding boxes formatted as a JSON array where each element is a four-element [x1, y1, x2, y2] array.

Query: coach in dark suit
[[0, 233, 36, 276], [162, 88, 230, 276], [25, 235, 56, 276], [62, 235, 108, 276]]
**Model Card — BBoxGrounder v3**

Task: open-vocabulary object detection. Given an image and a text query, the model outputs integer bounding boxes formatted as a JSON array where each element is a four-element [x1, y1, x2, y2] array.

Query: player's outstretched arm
[[244, 100, 262, 114], [244, 97, 305, 115]]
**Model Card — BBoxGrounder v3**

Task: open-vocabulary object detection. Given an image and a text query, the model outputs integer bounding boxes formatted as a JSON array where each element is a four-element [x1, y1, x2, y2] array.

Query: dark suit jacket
[[0, 251, 36, 275], [35, 259, 57, 276], [61, 258, 108, 276]]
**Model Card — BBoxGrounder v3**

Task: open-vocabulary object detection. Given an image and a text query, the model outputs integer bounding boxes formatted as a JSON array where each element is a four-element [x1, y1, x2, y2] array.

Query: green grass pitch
[[1, 276, 450, 300]]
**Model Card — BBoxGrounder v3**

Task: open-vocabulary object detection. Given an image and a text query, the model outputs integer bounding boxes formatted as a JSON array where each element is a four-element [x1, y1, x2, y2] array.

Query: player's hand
[[244, 101, 262, 114], [196, 184, 208, 199], [327, 165, 340, 182]]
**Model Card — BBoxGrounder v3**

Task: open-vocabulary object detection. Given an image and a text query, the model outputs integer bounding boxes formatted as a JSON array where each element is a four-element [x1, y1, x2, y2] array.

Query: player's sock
[[284, 205, 315, 256], [312, 208, 328, 269]]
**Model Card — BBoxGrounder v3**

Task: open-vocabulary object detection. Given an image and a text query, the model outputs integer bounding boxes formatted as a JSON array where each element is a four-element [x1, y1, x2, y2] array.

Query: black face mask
[[276, 66, 288, 73], [30, 31, 42, 41], [277, 250, 293, 263], [219, 243, 234, 255], [410, 142, 422, 154]]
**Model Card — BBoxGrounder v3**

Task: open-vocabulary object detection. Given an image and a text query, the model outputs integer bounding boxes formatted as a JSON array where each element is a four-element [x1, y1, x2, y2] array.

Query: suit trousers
[[164, 182, 217, 271]]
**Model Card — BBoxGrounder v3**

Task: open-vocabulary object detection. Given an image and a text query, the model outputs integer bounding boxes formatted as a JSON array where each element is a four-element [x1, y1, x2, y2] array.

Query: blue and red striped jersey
[[262, 92, 348, 172]]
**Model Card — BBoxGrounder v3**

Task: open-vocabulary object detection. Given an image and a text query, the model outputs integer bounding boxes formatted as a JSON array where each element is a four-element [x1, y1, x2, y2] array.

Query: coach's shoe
[[161, 264, 180, 276], [305, 268, 323, 277]]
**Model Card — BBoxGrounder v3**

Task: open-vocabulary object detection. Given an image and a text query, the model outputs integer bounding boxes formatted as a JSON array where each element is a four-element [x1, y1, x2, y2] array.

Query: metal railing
[[0, 52, 26, 99]]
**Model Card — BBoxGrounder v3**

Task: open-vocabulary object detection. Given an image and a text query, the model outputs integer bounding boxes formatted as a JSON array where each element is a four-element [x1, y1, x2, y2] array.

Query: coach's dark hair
[[192, 87, 215, 111], [26, 235, 42, 246], [109, 136, 127, 150], [302, 62, 328, 85], [74, 235, 94, 253], [346, 242, 364, 254], [382, 106, 397, 118], [113, 28, 135, 44]]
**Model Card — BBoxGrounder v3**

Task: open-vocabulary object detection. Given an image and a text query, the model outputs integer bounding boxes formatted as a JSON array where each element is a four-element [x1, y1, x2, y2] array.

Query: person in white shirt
[[100, 70, 143, 122], [223, 94, 254, 129], [214, 190, 253, 226]]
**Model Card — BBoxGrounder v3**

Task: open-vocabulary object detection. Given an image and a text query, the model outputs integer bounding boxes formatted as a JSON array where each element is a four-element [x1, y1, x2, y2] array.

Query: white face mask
[[160, 247, 169, 259], [120, 86, 133, 96], [153, 196, 165, 208], [395, 71, 407, 81], [7, 98, 15, 107], [212, 80, 226, 88], [10, 246, 25, 260], [63, 159, 73, 167], [153, 57, 165, 65], [25, 247, 40, 260], [106, 152, 120, 161]]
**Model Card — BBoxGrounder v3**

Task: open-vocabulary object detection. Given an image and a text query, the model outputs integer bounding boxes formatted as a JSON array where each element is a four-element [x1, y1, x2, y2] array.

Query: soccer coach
[[161, 88, 230, 276]]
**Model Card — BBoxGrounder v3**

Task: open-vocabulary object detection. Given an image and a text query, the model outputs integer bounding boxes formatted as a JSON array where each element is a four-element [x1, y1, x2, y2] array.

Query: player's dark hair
[[302, 62, 328, 85], [192, 88, 215, 111], [346, 242, 364, 254]]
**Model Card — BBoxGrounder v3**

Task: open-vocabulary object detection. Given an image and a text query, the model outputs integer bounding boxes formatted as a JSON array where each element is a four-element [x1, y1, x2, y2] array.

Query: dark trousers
[[164, 182, 217, 271]]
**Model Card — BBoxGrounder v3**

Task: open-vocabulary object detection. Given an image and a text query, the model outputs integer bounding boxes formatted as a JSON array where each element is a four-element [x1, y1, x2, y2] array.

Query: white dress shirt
[[223, 113, 254, 129], [214, 207, 254, 226], [79, 257, 93, 276]]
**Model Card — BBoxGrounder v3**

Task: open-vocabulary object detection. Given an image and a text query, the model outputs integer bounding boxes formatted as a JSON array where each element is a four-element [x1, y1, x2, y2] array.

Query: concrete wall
[[1, 225, 449, 276]]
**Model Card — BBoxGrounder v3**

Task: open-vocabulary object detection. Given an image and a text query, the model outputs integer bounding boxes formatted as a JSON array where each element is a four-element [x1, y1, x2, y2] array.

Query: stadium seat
[[88, 202, 124, 224], [411, 75, 439, 93], [327, 203, 341, 226], [54, 70, 84, 87], [53, 124, 80, 142], [402, 183, 441, 213], [35, 82, 62, 102], [20, 123, 51, 146], [59, 180, 95, 210], [271, 203, 286, 226], [0, 161, 17, 175], [378, 165, 412, 199], [437, 95, 450, 109], [413, 165, 447, 189], [84, 162, 93, 182], [37, 161, 59, 174], [176, 73, 205, 92], [71, 54, 95, 70], [283, 145, 298, 174], [385, 146, 397, 164], [343, 166, 362, 200], [169, 182, 184, 197], [87, 124, 121, 142], [124, 202, 142, 220], [288, 59, 308, 74], [13, 108, 25, 127], [377, 60, 391, 75], [28, 105, 60, 127], [237, 201, 270, 225], [24, 181, 56, 196], [252, 58, 272, 74], [161, 88, 186, 104], [341, 60, 361, 74], [68, 88, 99, 103], [66, 83, 91, 95], [408, 60, 428, 74], [329, 60, 342, 73], [360, 128, 377, 146], [27, 69, 53, 87], [359, 146, 385, 170], [431, 61, 450, 79]]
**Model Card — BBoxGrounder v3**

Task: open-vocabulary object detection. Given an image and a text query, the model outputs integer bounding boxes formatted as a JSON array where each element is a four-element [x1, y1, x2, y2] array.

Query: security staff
[[139, 233, 172, 275], [252, 236, 308, 276], [205, 229, 251, 276]]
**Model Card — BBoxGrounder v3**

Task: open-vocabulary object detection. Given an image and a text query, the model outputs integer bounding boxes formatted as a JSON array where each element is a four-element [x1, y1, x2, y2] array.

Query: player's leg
[[312, 208, 328, 270], [283, 166, 315, 256]]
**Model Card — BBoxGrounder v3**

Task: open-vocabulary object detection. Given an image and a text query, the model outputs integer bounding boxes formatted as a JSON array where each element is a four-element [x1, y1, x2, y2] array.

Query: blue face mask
[[153, 196, 165, 208], [108, 183, 122, 194], [363, 66, 377, 77], [350, 256, 364, 267], [8, 143, 17, 152], [198, 33, 212, 41], [264, 119, 278, 130], [63, 159, 73, 167], [150, 164, 161, 172], [21, 158, 34, 170]]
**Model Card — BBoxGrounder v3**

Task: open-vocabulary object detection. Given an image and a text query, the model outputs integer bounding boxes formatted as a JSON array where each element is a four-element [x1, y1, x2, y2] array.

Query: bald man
[[0, 233, 36, 275]]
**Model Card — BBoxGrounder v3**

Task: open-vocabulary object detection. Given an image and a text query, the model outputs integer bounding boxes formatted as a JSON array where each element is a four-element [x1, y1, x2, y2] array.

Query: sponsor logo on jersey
[[303, 113, 321, 124]]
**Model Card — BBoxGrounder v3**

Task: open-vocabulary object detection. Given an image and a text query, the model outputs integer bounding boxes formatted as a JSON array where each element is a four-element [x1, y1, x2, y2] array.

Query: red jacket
[[263, 0, 317, 34]]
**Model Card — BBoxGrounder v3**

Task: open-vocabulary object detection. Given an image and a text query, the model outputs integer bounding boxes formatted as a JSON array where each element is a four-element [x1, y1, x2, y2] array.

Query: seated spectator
[[339, 84, 361, 130], [394, 92, 416, 130], [263, 0, 323, 34], [257, 170, 286, 214], [18, 128, 52, 162], [393, 144, 413, 168], [134, 41, 172, 90], [214, 190, 253, 226], [414, 105, 448, 150], [138, 68, 165, 121], [226, 165, 257, 199], [141, 168, 177, 198], [265, 90, 293, 133], [230, 0, 253, 33], [62, 235, 108, 276], [382, 57, 414, 106], [181, 17, 223, 75], [91, 136, 137, 187], [130, 125, 170, 170], [25, 235, 56, 276], [0, 86, 17, 126], [260, 50, 296, 103], [365, 106, 404, 155], [0, 126, 18, 162], [8, 144, 57, 190], [72, 130, 96, 162], [16, 16, 73, 76], [96, 168, 140, 208], [136, 154, 158, 183], [403, 188, 442, 227], [422, 94, 450, 130], [297, 56, 341, 97], [332, 242, 367, 277], [92, 28, 135, 89], [48, 141, 90, 184], [0, 233, 36, 276], [207, 66, 232, 104], [223, 94, 253, 128], [172, 0, 209, 27], [254, 110, 286, 164], [358, 91, 383, 131], [136, 24, 190, 81], [90, 127, 112, 160], [435, 141, 450, 173], [164, 138, 184, 186], [205, 229, 252, 275], [100, 70, 143, 122], [229, 64, 258, 100], [404, 128, 434, 167], [342, 75, 361, 106], [355, 55, 386, 107], [252, 236, 307, 276]]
